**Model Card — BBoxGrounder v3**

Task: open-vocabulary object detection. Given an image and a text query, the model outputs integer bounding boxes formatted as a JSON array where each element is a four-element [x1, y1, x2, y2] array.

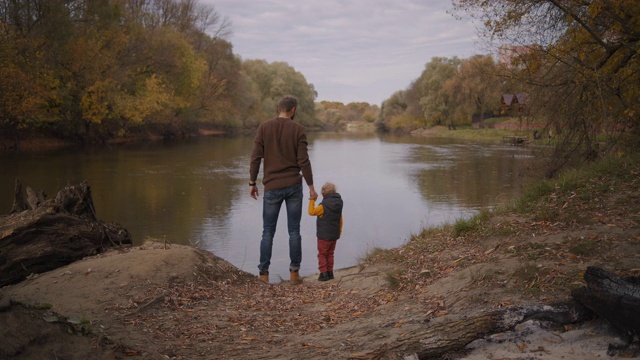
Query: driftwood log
[[0, 180, 131, 287], [382, 301, 592, 359], [386, 267, 640, 359], [572, 266, 640, 344]]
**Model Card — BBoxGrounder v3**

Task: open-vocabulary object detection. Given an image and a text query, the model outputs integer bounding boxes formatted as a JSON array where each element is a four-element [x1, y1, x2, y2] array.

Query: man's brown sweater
[[250, 117, 314, 192]]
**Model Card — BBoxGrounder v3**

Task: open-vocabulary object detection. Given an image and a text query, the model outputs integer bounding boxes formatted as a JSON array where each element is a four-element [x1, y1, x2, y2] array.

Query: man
[[249, 95, 317, 284]]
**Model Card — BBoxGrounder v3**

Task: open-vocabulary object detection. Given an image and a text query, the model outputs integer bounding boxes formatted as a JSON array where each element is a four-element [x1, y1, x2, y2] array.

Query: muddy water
[[0, 132, 535, 280]]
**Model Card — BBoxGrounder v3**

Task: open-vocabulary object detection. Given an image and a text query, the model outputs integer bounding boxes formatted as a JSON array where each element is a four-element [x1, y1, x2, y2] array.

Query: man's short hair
[[277, 96, 298, 113]]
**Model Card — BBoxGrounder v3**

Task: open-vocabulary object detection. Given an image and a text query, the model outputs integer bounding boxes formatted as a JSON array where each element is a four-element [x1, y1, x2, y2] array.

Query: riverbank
[[2, 121, 526, 153], [2, 154, 639, 359], [411, 124, 534, 143], [0, 125, 229, 153]]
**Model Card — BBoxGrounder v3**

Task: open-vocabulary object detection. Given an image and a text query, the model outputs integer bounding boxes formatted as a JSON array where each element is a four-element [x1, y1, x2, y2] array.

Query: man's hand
[[309, 185, 318, 201], [250, 185, 259, 200]]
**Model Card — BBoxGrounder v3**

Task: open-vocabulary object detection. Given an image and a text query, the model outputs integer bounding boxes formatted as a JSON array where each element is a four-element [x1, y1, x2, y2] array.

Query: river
[[0, 132, 535, 281]]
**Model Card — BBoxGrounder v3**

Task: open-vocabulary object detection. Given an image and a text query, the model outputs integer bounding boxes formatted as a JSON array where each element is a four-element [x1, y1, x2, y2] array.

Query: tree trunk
[[9, 179, 27, 214], [0, 181, 131, 287], [381, 301, 592, 359], [571, 266, 640, 343]]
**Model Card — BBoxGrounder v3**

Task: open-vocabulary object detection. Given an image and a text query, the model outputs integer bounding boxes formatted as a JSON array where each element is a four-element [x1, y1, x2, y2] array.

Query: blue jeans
[[258, 183, 303, 273]]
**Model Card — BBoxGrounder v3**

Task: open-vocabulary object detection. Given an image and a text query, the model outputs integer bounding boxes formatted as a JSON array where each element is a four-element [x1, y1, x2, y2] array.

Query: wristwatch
[[249, 182, 257, 186]]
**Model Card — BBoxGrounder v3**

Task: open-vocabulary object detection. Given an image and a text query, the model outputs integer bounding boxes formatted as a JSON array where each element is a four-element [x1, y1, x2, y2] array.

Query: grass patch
[[453, 209, 492, 237], [360, 246, 404, 265], [554, 154, 639, 195], [483, 116, 522, 124], [568, 238, 599, 257], [425, 125, 525, 142], [515, 180, 554, 213], [489, 223, 519, 237], [384, 269, 404, 290]]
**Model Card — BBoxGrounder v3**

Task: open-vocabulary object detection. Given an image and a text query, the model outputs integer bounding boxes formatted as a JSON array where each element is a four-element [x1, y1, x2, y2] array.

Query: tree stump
[[572, 266, 640, 344], [0, 181, 131, 287]]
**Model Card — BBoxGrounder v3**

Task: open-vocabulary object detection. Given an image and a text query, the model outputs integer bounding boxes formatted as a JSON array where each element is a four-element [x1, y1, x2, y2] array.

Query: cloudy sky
[[200, 0, 483, 105]]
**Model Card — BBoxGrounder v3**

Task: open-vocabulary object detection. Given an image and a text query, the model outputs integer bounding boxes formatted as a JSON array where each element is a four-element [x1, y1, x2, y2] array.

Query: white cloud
[[201, 0, 481, 105]]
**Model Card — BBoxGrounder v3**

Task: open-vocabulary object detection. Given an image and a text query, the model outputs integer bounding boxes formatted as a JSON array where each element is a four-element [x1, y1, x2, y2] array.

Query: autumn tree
[[0, 24, 57, 146], [315, 101, 380, 128], [453, 0, 640, 175], [0, 1, 62, 145], [380, 90, 417, 132], [316, 102, 344, 126], [0, 0, 241, 145]]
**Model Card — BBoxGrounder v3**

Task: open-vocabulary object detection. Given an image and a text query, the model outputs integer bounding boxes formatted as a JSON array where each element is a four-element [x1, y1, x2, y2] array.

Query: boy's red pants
[[317, 239, 337, 273]]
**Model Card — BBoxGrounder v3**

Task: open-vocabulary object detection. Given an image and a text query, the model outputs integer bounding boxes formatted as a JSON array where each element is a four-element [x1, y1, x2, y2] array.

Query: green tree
[[242, 59, 318, 126], [380, 90, 420, 132], [416, 57, 461, 127], [445, 55, 504, 128]]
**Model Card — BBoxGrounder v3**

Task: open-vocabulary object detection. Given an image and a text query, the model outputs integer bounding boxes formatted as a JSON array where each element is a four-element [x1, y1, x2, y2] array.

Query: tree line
[[379, 55, 515, 132], [0, 0, 319, 145]]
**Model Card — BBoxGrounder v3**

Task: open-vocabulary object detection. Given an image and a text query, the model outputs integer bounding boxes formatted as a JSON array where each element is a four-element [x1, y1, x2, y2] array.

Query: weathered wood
[[9, 179, 27, 214], [383, 301, 592, 359], [0, 181, 131, 287], [571, 266, 640, 342], [385, 268, 639, 359], [25, 186, 46, 210]]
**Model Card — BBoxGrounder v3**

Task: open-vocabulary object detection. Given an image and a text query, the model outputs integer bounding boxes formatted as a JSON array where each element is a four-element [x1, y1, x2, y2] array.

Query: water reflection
[[0, 133, 534, 282]]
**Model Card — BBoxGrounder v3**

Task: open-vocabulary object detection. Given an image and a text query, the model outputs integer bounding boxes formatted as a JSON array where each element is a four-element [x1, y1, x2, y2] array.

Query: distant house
[[501, 93, 527, 115]]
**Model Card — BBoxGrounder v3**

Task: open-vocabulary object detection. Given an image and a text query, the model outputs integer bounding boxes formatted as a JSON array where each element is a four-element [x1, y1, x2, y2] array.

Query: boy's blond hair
[[321, 182, 336, 196]]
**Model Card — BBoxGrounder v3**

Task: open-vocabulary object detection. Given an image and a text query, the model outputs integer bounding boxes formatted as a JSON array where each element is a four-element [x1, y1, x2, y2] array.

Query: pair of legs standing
[[258, 183, 303, 280], [317, 239, 336, 281]]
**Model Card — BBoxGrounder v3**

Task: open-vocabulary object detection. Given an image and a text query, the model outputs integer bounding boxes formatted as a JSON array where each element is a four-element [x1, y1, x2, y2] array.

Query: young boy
[[308, 182, 344, 281]]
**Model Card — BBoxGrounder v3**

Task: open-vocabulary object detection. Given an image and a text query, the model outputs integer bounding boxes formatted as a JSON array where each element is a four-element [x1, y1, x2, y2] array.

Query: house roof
[[502, 94, 515, 105], [501, 93, 528, 106]]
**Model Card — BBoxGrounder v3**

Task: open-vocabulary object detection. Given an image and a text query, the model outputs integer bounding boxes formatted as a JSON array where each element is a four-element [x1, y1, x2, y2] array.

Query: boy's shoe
[[328, 271, 334, 280], [318, 272, 331, 281], [290, 270, 303, 285], [259, 271, 269, 283]]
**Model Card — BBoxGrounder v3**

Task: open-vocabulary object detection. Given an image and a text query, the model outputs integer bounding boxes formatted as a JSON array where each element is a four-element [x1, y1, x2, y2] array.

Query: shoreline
[[0, 127, 230, 153]]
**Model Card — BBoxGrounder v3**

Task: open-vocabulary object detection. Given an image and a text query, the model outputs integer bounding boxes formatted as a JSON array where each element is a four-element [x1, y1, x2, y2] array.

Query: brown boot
[[290, 270, 303, 285], [259, 271, 269, 283]]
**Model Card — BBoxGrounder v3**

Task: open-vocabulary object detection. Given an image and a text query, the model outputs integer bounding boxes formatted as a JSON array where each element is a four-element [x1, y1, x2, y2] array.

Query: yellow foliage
[[389, 112, 421, 131], [80, 80, 117, 124], [116, 75, 177, 124]]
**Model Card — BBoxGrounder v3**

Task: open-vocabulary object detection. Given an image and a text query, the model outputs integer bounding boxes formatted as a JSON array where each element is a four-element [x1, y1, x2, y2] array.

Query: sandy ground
[[1, 240, 637, 360]]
